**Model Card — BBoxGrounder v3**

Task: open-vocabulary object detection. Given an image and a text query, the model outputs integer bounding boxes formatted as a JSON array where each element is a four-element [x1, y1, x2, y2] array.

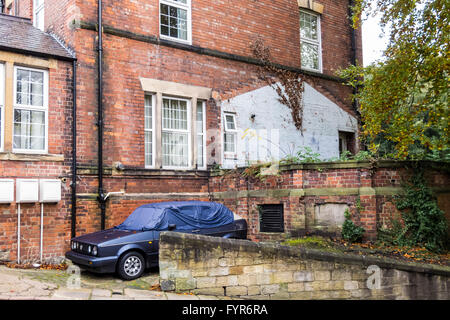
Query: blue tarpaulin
[[115, 201, 235, 231]]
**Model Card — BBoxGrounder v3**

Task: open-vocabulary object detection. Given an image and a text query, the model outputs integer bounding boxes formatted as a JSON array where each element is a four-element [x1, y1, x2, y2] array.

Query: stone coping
[[211, 160, 450, 176], [160, 232, 450, 278]]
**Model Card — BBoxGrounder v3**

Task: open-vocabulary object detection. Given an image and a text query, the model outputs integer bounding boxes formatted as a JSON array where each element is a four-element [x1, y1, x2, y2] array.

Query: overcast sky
[[362, 14, 389, 66]]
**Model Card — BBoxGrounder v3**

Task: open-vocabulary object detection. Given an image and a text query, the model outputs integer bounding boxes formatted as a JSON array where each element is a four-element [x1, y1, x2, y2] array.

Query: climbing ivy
[[378, 167, 448, 252], [341, 209, 366, 243]]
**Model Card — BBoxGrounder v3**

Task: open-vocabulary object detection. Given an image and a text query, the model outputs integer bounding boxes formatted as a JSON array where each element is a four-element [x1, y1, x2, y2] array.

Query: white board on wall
[[16, 179, 39, 203], [39, 179, 61, 203], [0, 179, 14, 203]]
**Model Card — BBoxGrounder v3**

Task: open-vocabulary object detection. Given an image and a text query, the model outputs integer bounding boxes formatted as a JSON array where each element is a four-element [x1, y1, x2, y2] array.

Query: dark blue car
[[65, 201, 247, 280]]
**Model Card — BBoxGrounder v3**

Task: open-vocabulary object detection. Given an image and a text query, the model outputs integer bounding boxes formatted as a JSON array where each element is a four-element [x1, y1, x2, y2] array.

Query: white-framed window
[[223, 112, 237, 155], [159, 0, 191, 44], [144, 95, 155, 168], [196, 100, 206, 170], [0, 63, 4, 152], [162, 97, 191, 169], [13, 66, 48, 154], [33, 0, 45, 31], [300, 10, 322, 72]]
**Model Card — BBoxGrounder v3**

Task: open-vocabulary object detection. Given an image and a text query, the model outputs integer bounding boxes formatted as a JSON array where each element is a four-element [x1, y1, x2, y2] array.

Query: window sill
[[0, 152, 64, 162], [301, 66, 322, 74], [159, 35, 192, 46]]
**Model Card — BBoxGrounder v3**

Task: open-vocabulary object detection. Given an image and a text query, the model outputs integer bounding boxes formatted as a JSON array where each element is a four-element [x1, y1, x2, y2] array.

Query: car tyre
[[117, 251, 145, 280]]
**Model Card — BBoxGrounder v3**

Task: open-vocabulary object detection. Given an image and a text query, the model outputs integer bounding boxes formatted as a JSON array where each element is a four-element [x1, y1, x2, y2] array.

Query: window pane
[[301, 42, 319, 70], [224, 133, 236, 153], [197, 135, 204, 167], [196, 102, 203, 134], [161, 25, 169, 36], [145, 96, 153, 166], [145, 131, 153, 166], [170, 26, 179, 38], [16, 69, 44, 106], [300, 12, 318, 41], [162, 98, 187, 130], [13, 109, 45, 150], [162, 131, 189, 167], [160, 4, 188, 40], [30, 94, 43, 106], [145, 96, 152, 130], [160, 14, 169, 26], [169, 17, 178, 28], [196, 101, 204, 167], [30, 71, 44, 84], [225, 115, 235, 130], [160, 3, 168, 15]]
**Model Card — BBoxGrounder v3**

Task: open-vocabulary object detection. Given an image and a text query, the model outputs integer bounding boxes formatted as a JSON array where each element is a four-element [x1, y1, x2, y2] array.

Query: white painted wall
[[220, 82, 358, 169]]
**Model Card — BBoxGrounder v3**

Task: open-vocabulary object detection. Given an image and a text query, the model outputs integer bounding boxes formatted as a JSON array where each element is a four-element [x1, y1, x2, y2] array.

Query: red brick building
[[0, 12, 75, 263], [1, 0, 370, 262]]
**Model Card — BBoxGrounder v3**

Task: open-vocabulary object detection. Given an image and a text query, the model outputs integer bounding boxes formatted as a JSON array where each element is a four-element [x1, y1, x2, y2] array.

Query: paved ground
[[0, 264, 233, 300]]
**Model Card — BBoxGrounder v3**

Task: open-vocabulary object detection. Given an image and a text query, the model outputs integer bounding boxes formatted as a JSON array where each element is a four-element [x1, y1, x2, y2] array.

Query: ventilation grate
[[259, 204, 284, 233]]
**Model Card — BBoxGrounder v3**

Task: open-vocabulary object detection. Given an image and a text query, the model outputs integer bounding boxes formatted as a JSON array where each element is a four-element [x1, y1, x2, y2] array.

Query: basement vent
[[259, 204, 284, 233]]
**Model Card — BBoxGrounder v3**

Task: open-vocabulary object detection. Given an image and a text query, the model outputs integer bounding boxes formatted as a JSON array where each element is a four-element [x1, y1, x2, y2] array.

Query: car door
[[146, 231, 159, 267]]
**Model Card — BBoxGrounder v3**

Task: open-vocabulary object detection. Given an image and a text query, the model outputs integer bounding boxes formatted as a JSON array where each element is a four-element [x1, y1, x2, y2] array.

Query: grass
[[280, 236, 450, 267], [281, 236, 344, 253]]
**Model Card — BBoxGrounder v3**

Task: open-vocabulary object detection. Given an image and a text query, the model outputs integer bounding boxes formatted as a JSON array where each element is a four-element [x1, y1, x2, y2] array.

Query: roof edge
[[0, 45, 77, 62], [0, 13, 31, 23]]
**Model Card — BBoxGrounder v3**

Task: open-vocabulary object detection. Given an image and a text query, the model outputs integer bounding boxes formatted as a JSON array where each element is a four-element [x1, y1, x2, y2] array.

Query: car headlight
[[72, 241, 77, 250], [92, 246, 98, 256], [87, 245, 92, 254]]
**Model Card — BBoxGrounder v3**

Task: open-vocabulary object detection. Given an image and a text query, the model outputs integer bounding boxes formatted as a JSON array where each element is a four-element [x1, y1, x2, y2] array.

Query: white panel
[[16, 179, 39, 203], [39, 179, 61, 203], [0, 179, 14, 203]]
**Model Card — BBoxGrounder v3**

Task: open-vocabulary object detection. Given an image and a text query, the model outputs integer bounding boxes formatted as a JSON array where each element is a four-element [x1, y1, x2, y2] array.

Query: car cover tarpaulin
[[115, 201, 234, 231]]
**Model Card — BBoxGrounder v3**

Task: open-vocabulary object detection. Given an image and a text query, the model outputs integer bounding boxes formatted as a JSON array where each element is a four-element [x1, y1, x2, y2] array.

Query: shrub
[[341, 209, 365, 243], [391, 169, 447, 252]]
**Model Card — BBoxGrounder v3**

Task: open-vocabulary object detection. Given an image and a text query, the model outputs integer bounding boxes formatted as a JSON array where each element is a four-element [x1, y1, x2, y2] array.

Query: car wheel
[[117, 251, 145, 280]]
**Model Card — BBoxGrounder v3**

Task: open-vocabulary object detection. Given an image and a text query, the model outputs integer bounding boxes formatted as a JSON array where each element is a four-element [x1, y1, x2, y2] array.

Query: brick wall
[[1, 0, 370, 262], [0, 59, 74, 263], [159, 232, 450, 299], [209, 161, 450, 242]]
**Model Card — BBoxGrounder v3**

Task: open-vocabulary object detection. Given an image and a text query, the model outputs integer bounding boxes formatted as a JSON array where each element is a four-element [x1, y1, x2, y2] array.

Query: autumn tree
[[341, 0, 449, 160]]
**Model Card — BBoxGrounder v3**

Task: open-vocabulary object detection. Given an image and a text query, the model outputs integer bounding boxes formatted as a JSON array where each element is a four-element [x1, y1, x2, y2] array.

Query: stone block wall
[[159, 232, 450, 300]]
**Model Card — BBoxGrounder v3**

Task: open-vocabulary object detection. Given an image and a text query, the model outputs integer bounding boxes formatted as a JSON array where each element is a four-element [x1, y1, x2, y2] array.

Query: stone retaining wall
[[159, 232, 450, 300]]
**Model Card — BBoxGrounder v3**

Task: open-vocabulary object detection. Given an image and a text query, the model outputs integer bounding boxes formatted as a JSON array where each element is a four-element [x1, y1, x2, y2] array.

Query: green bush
[[341, 209, 365, 243], [391, 169, 447, 252]]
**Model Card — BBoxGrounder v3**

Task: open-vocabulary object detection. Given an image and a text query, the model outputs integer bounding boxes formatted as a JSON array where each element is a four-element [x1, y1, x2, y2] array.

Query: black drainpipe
[[97, 0, 106, 230], [349, 0, 357, 67], [71, 60, 78, 239]]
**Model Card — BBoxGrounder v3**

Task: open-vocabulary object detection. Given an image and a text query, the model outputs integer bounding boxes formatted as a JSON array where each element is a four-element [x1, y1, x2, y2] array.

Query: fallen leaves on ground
[[4, 262, 68, 271], [150, 283, 161, 291], [291, 236, 450, 266]]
